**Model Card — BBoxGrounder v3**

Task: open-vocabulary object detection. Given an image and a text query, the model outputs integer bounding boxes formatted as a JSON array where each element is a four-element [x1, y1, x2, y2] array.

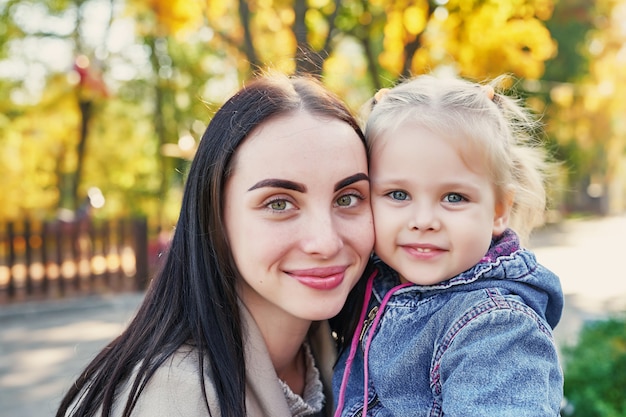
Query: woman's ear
[[493, 185, 515, 236]]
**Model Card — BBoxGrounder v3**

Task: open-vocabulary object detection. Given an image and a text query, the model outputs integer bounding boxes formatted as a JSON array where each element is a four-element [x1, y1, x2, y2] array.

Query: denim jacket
[[333, 229, 564, 417]]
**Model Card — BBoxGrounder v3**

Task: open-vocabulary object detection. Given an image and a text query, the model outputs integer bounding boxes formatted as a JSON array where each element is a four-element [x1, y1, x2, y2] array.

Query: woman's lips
[[286, 266, 348, 290]]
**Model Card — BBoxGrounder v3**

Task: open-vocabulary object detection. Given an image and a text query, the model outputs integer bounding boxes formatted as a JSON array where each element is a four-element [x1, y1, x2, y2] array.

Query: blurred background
[[0, 0, 625, 416]]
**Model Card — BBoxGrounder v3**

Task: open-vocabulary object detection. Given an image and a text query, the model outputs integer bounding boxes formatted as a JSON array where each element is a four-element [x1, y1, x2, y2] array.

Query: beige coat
[[108, 303, 337, 416]]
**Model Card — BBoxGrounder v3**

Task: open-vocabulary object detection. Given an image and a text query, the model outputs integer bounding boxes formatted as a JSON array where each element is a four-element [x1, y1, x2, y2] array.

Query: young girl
[[332, 74, 564, 416]]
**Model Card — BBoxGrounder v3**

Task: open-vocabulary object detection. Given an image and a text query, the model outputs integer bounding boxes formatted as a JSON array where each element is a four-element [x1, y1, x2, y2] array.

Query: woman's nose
[[301, 212, 344, 258]]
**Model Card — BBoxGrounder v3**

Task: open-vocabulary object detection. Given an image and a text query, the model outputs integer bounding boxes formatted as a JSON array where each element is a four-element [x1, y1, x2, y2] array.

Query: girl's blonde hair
[[365, 74, 551, 244]]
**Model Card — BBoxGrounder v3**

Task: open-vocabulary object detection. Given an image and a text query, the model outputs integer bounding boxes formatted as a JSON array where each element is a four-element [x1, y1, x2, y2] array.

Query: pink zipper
[[334, 271, 412, 416]]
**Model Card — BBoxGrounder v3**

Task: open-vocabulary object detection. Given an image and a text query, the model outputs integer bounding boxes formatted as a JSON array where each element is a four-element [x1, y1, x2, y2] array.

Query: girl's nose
[[407, 204, 440, 231]]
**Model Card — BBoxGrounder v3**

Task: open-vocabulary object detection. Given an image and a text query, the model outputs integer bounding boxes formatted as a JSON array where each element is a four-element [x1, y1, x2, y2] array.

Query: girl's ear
[[493, 185, 515, 236]]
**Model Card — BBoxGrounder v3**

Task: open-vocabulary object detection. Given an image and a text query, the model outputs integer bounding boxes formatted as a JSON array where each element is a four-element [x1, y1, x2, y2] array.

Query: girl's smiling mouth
[[401, 244, 446, 259]]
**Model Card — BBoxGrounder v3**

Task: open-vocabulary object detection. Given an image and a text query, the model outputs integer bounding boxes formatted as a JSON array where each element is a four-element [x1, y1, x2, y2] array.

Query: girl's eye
[[443, 193, 466, 203], [387, 190, 409, 201], [267, 199, 294, 211], [336, 193, 363, 207]]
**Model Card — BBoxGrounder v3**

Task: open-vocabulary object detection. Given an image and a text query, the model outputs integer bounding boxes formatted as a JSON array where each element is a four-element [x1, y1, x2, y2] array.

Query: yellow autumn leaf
[[305, 8, 330, 50], [148, 0, 203, 37], [384, 11, 405, 40], [403, 5, 427, 35], [379, 49, 404, 74]]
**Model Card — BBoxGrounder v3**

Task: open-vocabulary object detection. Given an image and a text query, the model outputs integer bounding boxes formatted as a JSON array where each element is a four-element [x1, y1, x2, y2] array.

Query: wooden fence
[[0, 218, 149, 304]]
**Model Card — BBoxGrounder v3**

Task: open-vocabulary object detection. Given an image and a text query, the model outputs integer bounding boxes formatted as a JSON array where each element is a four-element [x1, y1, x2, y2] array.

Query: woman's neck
[[241, 293, 311, 395]]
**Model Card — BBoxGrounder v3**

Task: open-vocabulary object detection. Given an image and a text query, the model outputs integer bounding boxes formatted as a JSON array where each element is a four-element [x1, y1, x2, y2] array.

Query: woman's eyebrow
[[247, 179, 306, 193], [335, 173, 370, 192], [247, 173, 369, 193]]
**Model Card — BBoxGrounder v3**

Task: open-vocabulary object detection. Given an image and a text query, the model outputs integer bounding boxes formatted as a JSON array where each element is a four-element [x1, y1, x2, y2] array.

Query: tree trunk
[[238, 0, 261, 72], [71, 99, 92, 210]]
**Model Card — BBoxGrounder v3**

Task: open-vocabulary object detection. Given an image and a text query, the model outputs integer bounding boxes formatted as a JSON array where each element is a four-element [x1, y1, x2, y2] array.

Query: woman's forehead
[[229, 112, 367, 184]]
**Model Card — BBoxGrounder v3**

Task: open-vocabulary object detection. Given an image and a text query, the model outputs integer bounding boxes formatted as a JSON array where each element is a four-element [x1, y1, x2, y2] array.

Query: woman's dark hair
[[329, 260, 376, 355], [56, 73, 366, 417]]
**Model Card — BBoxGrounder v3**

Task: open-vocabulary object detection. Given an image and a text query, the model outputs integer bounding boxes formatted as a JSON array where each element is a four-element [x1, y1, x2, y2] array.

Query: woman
[[56, 74, 374, 417]]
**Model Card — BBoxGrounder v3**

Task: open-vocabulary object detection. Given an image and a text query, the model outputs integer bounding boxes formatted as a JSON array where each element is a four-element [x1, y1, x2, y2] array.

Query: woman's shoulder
[[112, 344, 220, 417], [152, 343, 219, 388], [163, 343, 202, 371]]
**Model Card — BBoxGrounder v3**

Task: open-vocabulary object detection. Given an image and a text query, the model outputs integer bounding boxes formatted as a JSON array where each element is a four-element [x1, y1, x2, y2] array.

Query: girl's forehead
[[372, 121, 495, 180]]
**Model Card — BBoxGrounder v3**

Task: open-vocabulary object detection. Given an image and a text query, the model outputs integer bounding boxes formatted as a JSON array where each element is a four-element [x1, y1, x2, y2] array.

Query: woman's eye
[[388, 190, 409, 201], [336, 193, 363, 207], [267, 199, 292, 211], [444, 193, 465, 203]]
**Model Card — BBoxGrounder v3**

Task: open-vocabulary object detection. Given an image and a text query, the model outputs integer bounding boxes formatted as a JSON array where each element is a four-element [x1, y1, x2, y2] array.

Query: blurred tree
[[585, 0, 626, 214], [543, 0, 593, 82], [534, 0, 596, 214], [0, 0, 116, 215], [362, 1, 546, 81], [153, 0, 558, 100], [0, 0, 566, 226], [539, 0, 626, 214], [0, 0, 228, 226], [0, 74, 78, 219]]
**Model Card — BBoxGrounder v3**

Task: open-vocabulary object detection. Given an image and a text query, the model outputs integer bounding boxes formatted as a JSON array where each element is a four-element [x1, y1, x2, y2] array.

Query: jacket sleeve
[[434, 299, 563, 417]]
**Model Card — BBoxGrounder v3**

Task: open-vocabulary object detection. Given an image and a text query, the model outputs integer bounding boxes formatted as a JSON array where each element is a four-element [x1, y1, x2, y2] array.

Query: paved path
[[0, 215, 624, 416], [0, 294, 144, 416], [528, 215, 626, 347]]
